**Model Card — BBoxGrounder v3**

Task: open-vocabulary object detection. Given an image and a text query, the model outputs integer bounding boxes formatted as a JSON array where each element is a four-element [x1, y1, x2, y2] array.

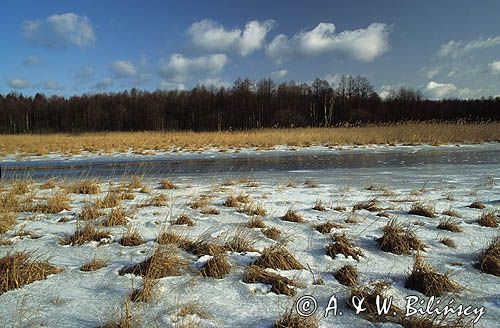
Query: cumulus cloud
[[266, 22, 390, 63], [111, 60, 137, 78], [23, 13, 95, 48], [158, 81, 186, 91], [197, 78, 231, 89], [75, 65, 94, 81], [489, 60, 500, 73], [187, 19, 274, 56], [43, 80, 64, 90], [270, 69, 288, 79], [425, 81, 458, 99], [159, 53, 228, 83], [7, 79, 32, 89], [23, 55, 41, 66], [437, 36, 500, 59], [92, 77, 113, 90]]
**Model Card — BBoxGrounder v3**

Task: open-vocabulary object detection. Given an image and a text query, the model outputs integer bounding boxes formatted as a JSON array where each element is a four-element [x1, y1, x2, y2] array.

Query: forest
[[0, 75, 499, 133]]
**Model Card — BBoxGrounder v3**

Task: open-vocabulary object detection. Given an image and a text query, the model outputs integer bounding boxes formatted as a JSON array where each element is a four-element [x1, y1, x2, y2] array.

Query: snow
[[0, 146, 499, 327]]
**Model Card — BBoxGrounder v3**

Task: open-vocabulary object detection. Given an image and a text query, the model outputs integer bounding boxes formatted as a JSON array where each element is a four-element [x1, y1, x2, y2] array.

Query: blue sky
[[1, 0, 500, 99]]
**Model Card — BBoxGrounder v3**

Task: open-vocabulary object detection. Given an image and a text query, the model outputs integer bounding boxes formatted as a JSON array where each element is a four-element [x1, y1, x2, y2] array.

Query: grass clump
[[103, 207, 129, 226], [223, 233, 257, 253], [157, 230, 192, 248], [437, 218, 463, 232], [281, 209, 304, 223], [31, 192, 71, 214], [476, 237, 500, 276], [273, 309, 318, 327], [186, 238, 225, 257], [96, 192, 123, 208], [405, 253, 460, 297], [326, 233, 363, 261], [348, 281, 402, 322], [409, 202, 436, 218], [172, 213, 194, 226], [79, 203, 104, 220], [238, 203, 266, 216], [137, 194, 168, 207], [127, 176, 143, 189], [439, 237, 456, 248], [0, 212, 16, 234], [469, 201, 485, 209], [200, 206, 220, 215], [200, 254, 231, 279], [353, 200, 380, 212], [40, 178, 56, 189], [160, 178, 177, 189], [478, 209, 498, 227], [262, 227, 281, 240], [255, 244, 304, 270], [11, 180, 31, 195], [442, 208, 461, 218], [62, 222, 111, 245], [120, 227, 145, 246], [73, 179, 101, 194], [223, 193, 250, 207], [119, 246, 187, 278], [377, 220, 426, 255], [334, 264, 358, 286], [189, 195, 210, 209], [304, 179, 319, 188], [246, 216, 266, 228], [244, 265, 298, 296], [129, 276, 156, 303], [0, 252, 62, 295], [315, 221, 342, 234], [81, 258, 107, 271], [312, 200, 326, 211]]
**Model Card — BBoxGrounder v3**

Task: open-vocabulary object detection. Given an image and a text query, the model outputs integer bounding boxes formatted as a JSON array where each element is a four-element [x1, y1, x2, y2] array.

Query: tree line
[[0, 75, 498, 133]]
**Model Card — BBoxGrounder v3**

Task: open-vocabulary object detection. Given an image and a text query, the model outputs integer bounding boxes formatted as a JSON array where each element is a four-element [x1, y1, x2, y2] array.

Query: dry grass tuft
[[377, 220, 426, 255], [246, 216, 266, 228], [315, 221, 342, 234], [223, 233, 257, 253], [129, 276, 156, 303], [0, 212, 17, 234], [353, 199, 380, 212], [255, 244, 304, 270], [0, 252, 62, 294], [157, 229, 192, 248], [61, 222, 111, 245], [96, 192, 123, 208], [0, 191, 20, 213], [72, 179, 101, 194], [478, 209, 498, 227], [79, 203, 104, 220], [334, 264, 359, 286], [442, 208, 461, 218], [273, 308, 319, 327], [138, 194, 168, 207], [476, 237, 500, 276], [200, 254, 231, 279], [81, 258, 107, 271], [31, 192, 71, 214], [238, 203, 266, 216], [281, 209, 304, 223], [127, 176, 143, 189], [186, 238, 225, 257], [99, 301, 135, 328], [348, 281, 401, 322], [409, 202, 436, 218], [119, 246, 187, 278], [437, 218, 463, 232], [40, 178, 56, 189], [262, 227, 281, 240], [333, 205, 347, 212], [405, 253, 460, 297], [200, 206, 220, 215], [224, 193, 250, 207], [440, 237, 456, 248], [312, 200, 326, 211], [103, 207, 129, 226], [304, 179, 319, 188], [173, 213, 195, 226], [120, 227, 145, 246], [326, 233, 363, 261], [160, 178, 177, 189], [469, 201, 485, 209], [11, 180, 31, 195], [244, 265, 298, 296], [190, 195, 210, 209]]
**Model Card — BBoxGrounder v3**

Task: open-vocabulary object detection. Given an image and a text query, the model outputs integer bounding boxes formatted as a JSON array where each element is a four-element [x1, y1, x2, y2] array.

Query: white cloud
[[23, 13, 95, 48], [489, 60, 500, 73], [158, 81, 186, 91], [76, 65, 94, 80], [23, 55, 41, 66], [266, 22, 390, 63], [197, 78, 231, 89], [92, 77, 113, 90], [7, 79, 31, 89], [111, 60, 137, 78], [323, 73, 342, 86], [43, 80, 64, 90], [425, 81, 458, 99], [437, 36, 500, 59], [159, 53, 228, 83], [270, 69, 288, 79], [187, 19, 274, 56]]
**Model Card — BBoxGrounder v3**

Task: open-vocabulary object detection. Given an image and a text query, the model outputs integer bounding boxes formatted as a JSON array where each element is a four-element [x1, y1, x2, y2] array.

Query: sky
[[1, 0, 500, 99]]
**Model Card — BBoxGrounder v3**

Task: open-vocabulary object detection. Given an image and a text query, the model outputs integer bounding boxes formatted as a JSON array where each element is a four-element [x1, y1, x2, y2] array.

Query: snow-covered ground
[[0, 147, 499, 327]]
